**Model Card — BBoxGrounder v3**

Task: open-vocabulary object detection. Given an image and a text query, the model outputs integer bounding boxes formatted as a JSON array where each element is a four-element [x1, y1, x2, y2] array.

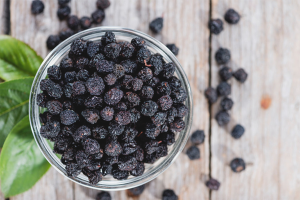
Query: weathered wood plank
[[0, 0, 8, 34], [211, 0, 300, 199]]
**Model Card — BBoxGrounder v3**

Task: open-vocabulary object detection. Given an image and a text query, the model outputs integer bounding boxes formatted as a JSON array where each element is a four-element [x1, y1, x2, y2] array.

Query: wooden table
[[0, 0, 299, 199]]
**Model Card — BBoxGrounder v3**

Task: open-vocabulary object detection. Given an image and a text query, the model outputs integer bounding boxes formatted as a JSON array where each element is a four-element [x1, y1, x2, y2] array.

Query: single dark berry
[[219, 66, 233, 81], [113, 64, 125, 78], [162, 63, 175, 79], [233, 68, 248, 83], [66, 163, 81, 177], [120, 42, 135, 58], [157, 81, 171, 96], [128, 185, 145, 196], [67, 15, 79, 30], [141, 100, 158, 116], [175, 103, 188, 118], [149, 17, 164, 33], [60, 57, 73, 71], [37, 93, 48, 107], [59, 29, 74, 41], [115, 111, 131, 125], [215, 48, 231, 65], [138, 67, 153, 82], [57, 5, 71, 20], [168, 76, 181, 90], [91, 9, 105, 24], [145, 123, 161, 139], [190, 130, 205, 145], [217, 82, 231, 96], [73, 81, 86, 96], [206, 178, 220, 190], [169, 118, 185, 133], [76, 69, 89, 81], [96, 191, 111, 200], [158, 132, 175, 146], [131, 78, 143, 91], [83, 138, 101, 155], [101, 32, 116, 45], [131, 37, 146, 49], [108, 121, 125, 136], [40, 121, 60, 139], [171, 87, 187, 104], [118, 156, 138, 171], [100, 106, 114, 121], [120, 59, 137, 74], [80, 16, 92, 29], [105, 139, 122, 156], [104, 88, 124, 105], [41, 79, 63, 99], [156, 143, 168, 158], [64, 71, 76, 83], [204, 87, 218, 104], [162, 189, 178, 200], [215, 111, 230, 126], [46, 100, 63, 115], [149, 53, 164, 75], [104, 43, 122, 59], [157, 95, 173, 111], [81, 109, 100, 124], [70, 38, 87, 56], [146, 77, 160, 89], [136, 47, 151, 64], [186, 146, 200, 160], [85, 169, 102, 185], [130, 108, 141, 123], [46, 35, 61, 50], [60, 110, 79, 125], [112, 166, 129, 180], [96, 0, 110, 9], [84, 96, 103, 108], [220, 97, 234, 111], [31, 0, 44, 14], [144, 140, 160, 154], [140, 86, 154, 100], [73, 125, 91, 142], [208, 19, 223, 35], [115, 102, 127, 111], [95, 60, 114, 74], [92, 126, 108, 140], [58, 0, 70, 6], [151, 112, 167, 127], [230, 158, 246, 172], [104, 73, 117, 86], [121, 127, 138, 142], [224, 9, 240, 24], [86, 76, 105, 95], [231, 124, 245, 139], [166, 44, 179, 56]]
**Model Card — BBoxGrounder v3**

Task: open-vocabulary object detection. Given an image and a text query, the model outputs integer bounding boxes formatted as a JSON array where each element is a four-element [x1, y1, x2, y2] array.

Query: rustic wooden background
[[0, 0, 300, 199]]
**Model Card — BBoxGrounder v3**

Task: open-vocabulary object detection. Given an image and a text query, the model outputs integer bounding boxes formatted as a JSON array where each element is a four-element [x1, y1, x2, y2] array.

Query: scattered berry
[[31, 0, 44, 14], [230, 158, 246, 172], [166, 44, 179, 56], [206, 178, 220, 190], [186, 146, 200, 160], [57, 5, 71, 20], [91, 9, 105, 24], [219, 66, 233, 81], [208, 19, 223, 34], [162, 189, 178, 200], [204, 87, 218, 104], [96, 0, 111, 9], [231, 124, 245, 139], [96, 191, 111, 200], [224, 9, 240, 24], [149, 17, 164, 33], [190, 130, 205, 145], [217, 82, 231, 96], [233, 68, 248, 83], [46, 35, 61, 50], [128, 185, 145, 196], [67, 15, 79, 30], [215, 111, 230, 126], [215, 48, 231, 65], [80, 16, 92, 29]]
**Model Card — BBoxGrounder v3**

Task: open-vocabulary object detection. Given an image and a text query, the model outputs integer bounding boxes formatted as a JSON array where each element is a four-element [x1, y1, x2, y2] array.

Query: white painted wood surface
[[211, 0, 300, 199], [8, 0, 210, 199]]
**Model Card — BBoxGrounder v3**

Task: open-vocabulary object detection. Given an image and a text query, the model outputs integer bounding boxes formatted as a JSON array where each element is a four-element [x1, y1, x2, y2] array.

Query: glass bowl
[[29, 27, 193, 190]]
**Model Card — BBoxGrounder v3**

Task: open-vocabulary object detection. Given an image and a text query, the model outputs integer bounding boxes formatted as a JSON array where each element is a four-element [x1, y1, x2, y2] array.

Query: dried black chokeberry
[[84, 96, 103, 108], [104, 43, 122, 59], [91, 9, 105, 24], [138, 67, 153, 81], [115, 111, 131, 125], [58, 0, 70, 6], [186, 146, 200, 160], [60, 57, 73, 71], [166, 44, 179, 56], [131, 37, 146, 49], [118, 155, 137, 171], [48, 65, 62, 81], [31, 0, 44, 14], [96, 0, 111, 9], [81, 109, 100, 124], [46, 100, 63, 115], [113, 64, 125, 79], [136, 47, 151, 64], [73, 81, 86, 96], [171, 87, 187, 104], [215, 111, 230, 126], [64, 71, 76, 83], [149, 17, 164, 33], [108, 121, 125, 136], [120, 42, 135, 58], [120, 59, 137, 74], [156, 82, 171, 96], [66, 163, 81, 177], [144, 140, 160, 154], [230, 158, 246, 172], [95, 60, 114, 74], [96, 191, 111, 200], [83, 138, 100, 155], [215, 48, 231, 65], [168, 76, 181, 90], [40, 120, 60, 139], [73, 125, 91, 142], [140, 86, 154, 100], [149, 53, 164, 76], [92, 126, 108, 140], [130, 108, 140, 123], [101, 32, 116, 45], [80, 16, 92, 30], [104, 73, 117, 86], [206, 178, 220, 190], [145, 123, 161, 139], [105, 139, 122, 156], [37, 93, 48, 107], [208, 19, 223, 35], [204, 88, 218, 105], [174, 103, 188, 118], [59, 29, 74, 41], [233, 68, 248, 83], [128, 184, 145, 196], [151, 112, 167, 127], [141, 100, 158, 116], [219, 66, 233, 81], [70, 38, 87, 56], [131, 78, 143, 91], [231, 124, 245, 139], [100, 106, 114, 121], [161, 63, 175, 79], [46, 35, 61, 50], [57, 5, 71, 20], [112, 166, 129, 180], [104, 88, 124, 105], [190, 130, 205, 145], [157, 95, 173, 111], [217, 82, 231, 96], [220, 97, 234, 111], [76, 69, 89, 81], [60, 110, 79, 125], [162, 189, 178, 200], [169, 118, 185, 133], [86, 76, 105, 95], [224, 9, 240, 24], [67, 15, 79, 30]]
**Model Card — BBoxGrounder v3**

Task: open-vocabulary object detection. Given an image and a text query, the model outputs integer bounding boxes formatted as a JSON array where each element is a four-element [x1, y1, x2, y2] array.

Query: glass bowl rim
[[29, 26, 193, 190]]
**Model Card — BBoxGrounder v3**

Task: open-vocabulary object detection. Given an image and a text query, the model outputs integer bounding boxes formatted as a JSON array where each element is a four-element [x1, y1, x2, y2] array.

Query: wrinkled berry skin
[[186, 146, 200, 160], [220, 97, 234, 111], [190, 130, 205, 145], [230, 158, 246, 172], [217, 82, 231, 96], [162, 189, 178, 200], [233, 68, 248, 83], [149, 17, 164, 33], [224, 9, 240, 24], [215, 111, 230, 126], [208, 19, 223, 34], [31, 0, 44, 14], [206, 178, 220, 190], [215, 48, 231, 65], [166, 44, 179, 56], [231, 124, 245, 139], [219, 66, 233, 81]]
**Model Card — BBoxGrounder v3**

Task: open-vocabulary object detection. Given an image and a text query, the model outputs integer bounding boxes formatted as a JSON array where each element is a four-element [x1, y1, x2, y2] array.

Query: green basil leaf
[[0, 35, 43, 81], [0, 115, 50, 197], [0, 77, 33, 147]]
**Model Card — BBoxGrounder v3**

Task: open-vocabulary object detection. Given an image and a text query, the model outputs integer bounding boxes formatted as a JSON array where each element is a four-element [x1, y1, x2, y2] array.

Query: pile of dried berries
[[37, 32, 188, 184], [45, 0, 111, 50]]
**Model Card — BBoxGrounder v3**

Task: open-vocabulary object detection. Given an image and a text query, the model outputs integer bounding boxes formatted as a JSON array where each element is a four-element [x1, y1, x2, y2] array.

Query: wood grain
[[210, 0, 300, 199], [7, 0, 210, 200], [0, 0, 8, 34]]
